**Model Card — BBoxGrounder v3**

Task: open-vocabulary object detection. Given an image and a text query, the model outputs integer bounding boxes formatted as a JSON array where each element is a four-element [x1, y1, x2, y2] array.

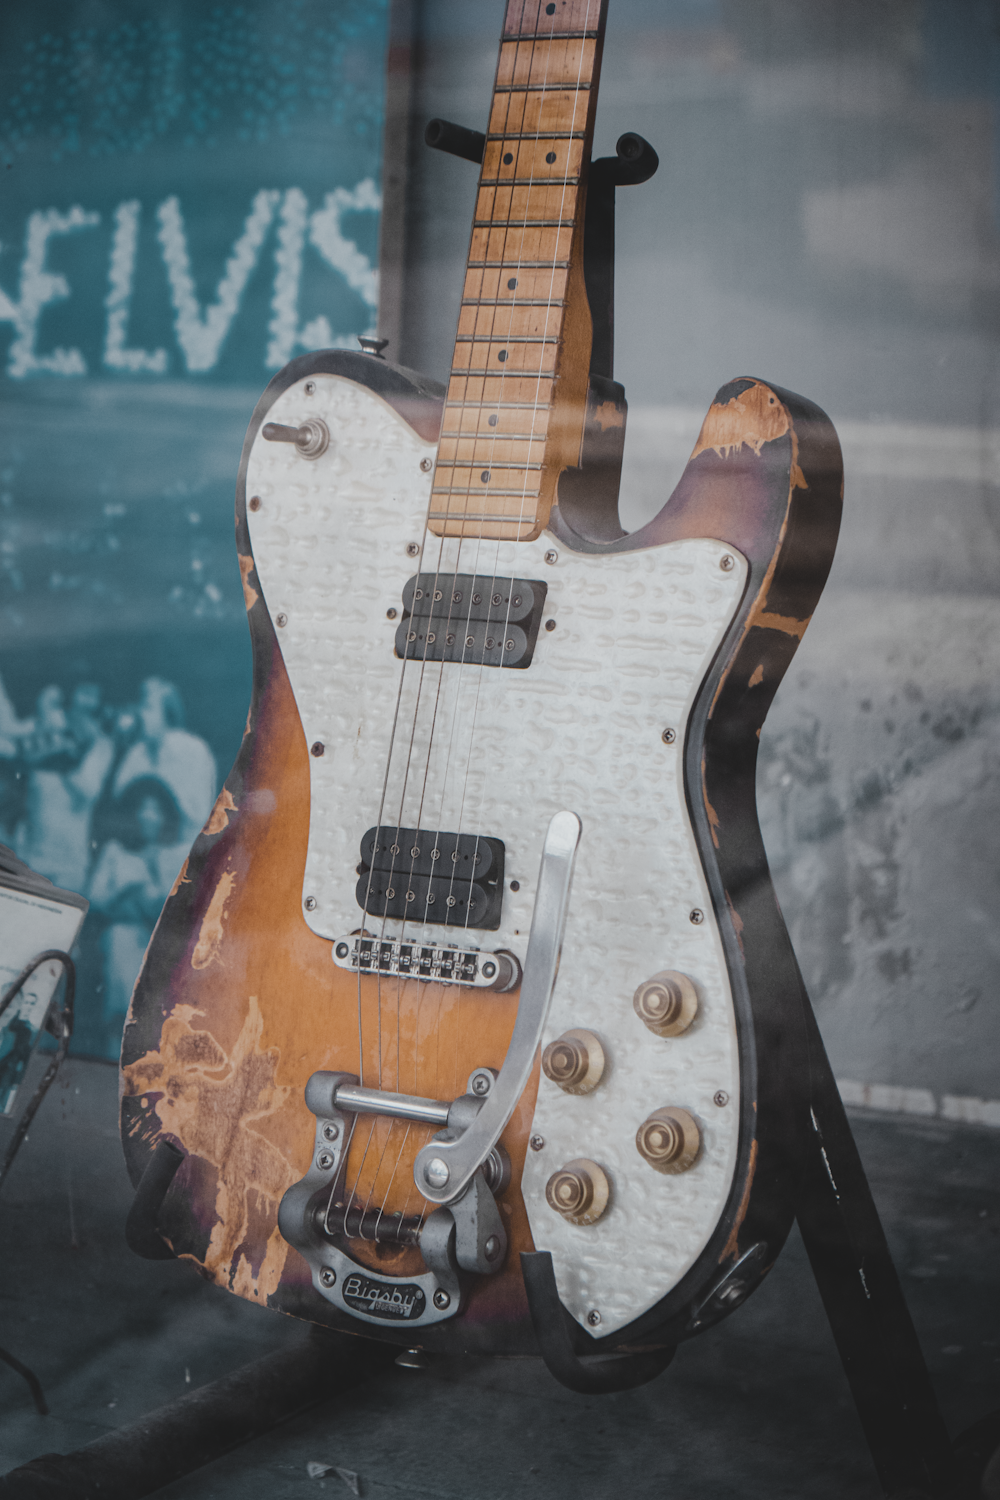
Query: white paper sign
[[0, 885, 86, 1114]]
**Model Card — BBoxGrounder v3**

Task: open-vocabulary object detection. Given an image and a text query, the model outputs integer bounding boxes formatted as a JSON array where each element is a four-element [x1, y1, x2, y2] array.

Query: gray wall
[[393, 0, 1000, 1108]]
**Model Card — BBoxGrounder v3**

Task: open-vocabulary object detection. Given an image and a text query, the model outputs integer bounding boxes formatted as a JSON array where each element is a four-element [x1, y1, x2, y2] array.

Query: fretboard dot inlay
[[434, 0, 603, 540], [481, 471, 491, 483]]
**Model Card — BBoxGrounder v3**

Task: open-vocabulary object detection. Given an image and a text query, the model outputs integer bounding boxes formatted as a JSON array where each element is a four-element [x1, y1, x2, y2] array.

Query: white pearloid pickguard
[[246, 372, 748, 1337]]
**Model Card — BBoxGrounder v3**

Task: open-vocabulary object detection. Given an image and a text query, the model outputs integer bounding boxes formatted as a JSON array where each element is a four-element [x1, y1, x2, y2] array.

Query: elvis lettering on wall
[[0, 0, 389, 1057]]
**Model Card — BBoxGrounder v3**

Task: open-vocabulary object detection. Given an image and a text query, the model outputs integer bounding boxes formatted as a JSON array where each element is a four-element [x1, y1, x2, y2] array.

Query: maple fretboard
[[429, 0, 607, 542]]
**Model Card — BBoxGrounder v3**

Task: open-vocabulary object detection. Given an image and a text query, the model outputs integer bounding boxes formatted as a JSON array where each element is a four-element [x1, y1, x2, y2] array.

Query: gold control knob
[[633, 970, 698, 1037], [635, 1107, 701, 1174], [544, 1158, 610, 1225], [541, 1028, 605, 1095]]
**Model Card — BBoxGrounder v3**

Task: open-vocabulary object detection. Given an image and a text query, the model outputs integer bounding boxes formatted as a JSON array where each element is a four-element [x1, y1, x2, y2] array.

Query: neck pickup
[[394, 572, 548, 669]]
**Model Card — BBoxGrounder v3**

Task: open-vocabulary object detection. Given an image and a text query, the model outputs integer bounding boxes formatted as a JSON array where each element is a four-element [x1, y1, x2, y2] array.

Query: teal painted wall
[[0, 0, 390, 1057]]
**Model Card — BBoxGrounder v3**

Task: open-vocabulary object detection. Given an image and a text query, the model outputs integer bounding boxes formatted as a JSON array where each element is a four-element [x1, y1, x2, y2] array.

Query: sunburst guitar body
[[121, 0, 842, 1388]]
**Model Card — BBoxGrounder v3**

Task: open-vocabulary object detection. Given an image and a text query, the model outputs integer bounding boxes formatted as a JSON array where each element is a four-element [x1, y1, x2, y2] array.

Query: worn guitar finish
[[121, 0, 843, 1372]]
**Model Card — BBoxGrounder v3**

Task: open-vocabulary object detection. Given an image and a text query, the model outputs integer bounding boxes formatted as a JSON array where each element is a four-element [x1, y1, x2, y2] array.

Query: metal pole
[[0, 1327, 394, 1500]]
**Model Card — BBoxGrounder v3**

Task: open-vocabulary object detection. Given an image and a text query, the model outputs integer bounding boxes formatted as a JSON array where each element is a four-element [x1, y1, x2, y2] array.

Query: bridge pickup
[[356, 826, 505, 930], [394, 573, 547, 668], [356, 871, 502, 928]]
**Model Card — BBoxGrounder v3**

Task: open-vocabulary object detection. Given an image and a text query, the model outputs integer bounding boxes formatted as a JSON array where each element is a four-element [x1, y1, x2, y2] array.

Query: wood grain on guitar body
[[121, 0, 843, 1388]]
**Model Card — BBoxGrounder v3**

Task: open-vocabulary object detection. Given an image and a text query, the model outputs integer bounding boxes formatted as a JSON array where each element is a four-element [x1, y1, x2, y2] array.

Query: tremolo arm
[[412, 809, 582, 1206]]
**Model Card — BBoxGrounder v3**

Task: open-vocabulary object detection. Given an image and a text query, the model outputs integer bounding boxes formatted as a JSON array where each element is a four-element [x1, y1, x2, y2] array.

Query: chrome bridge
[[331, 933, 520, 990], [279, 811, 582, 1329]]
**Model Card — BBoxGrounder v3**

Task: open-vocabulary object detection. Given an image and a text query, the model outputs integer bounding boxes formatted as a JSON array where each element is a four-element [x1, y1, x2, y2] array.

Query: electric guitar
[[121, 0, 842, 1391]]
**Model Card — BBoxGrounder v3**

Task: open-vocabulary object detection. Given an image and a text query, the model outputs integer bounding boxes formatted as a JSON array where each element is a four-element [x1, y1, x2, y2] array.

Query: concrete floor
[[0, 1058, 997, 1499]]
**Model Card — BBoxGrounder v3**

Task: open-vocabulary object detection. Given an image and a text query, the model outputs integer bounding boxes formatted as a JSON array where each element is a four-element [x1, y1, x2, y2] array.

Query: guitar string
[[344, 6, 595, 1238], [458, 2, 599, 888], [362, 9, 581, 1229], [453, 3, 596, 928], [365, 7, 594, 1232], [344, 557, 451, 1226], [429, 6, 571, 931], [349, 11, 556, 1231], [411, 0, 595, 970], [354, 556, 458, 1224]]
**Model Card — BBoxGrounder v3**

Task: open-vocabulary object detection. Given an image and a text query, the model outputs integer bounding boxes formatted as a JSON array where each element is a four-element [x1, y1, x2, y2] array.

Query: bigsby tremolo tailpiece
[[277, 810, 582, 1329]]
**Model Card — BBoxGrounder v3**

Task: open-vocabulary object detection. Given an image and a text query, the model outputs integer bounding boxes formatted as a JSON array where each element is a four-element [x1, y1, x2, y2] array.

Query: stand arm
[[796, 998, 957, 1498], [425, 119, 658, 381]]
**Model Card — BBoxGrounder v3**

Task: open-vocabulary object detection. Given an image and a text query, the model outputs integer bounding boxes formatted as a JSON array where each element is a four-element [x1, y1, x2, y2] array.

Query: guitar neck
[[430, 0, 608, 543]]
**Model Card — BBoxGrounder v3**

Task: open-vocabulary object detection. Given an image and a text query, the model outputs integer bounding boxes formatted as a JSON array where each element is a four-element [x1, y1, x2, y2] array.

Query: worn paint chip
[[191, 869, 236, 970], [168, 857, 191, 900], [203, 787, 238, 836], [691, 382, 790, 461], [122, 998, 294, 1297], [239, 552, 259, 611], [592, 398, 623, 432], [756, 610, 808, 640]]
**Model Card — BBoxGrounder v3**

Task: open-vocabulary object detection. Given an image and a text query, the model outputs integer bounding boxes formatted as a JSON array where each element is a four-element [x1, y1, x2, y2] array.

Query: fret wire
[[472, 219, 576, 228], [452, 370, 557, 378], [485, 131, 585, 140], [455, 336, 561, 344], [461, 298, 566, 307], [501, 30, 600, 41], [467, 260, 570, 268], [438, 461, 543, 470], [479, 177, 581, 187], [428, 518, 538, 528], [493, 82, 592, 93]]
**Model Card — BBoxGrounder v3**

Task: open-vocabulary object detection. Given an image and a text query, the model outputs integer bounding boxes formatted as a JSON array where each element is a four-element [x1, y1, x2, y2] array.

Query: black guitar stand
[[422, 121, 1000, 1500], [793, 1000, 995, 1500], [0, 948, 76, 1418]]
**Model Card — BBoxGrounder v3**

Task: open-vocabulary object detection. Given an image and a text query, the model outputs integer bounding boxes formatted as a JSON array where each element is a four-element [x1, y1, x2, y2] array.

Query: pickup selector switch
[[633, 970, 699, 1037], [262, 418, 329, 459], [635, 1107, 700, 1174], [541, 1028, 605, 1094], [544, 1158, 610, 1225]]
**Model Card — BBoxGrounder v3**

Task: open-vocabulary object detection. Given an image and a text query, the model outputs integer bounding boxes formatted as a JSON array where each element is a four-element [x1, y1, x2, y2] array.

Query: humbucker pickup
[[394, 573, 547, 669], [356, 825, 505, 930]]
